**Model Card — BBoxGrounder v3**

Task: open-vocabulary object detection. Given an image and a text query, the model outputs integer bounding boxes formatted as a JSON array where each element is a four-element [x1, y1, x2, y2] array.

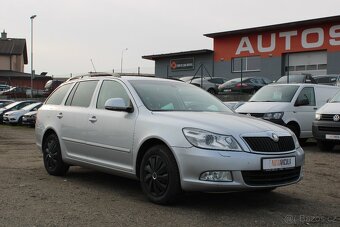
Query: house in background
[[0, 30, 50, 91]]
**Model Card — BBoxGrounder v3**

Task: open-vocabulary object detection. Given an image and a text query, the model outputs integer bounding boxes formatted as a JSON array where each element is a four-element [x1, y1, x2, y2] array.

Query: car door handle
[[313, 107, 318, 110], [89, 116, 97, 123], [57, 113, 63, 119]]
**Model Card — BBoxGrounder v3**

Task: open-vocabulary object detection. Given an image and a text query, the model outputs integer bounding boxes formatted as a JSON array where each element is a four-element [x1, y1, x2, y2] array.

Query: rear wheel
[[42, 133, 69, 176], [140, 144, 181, 204], [207, 88, 217, 95], [317, 140, 335, 151]]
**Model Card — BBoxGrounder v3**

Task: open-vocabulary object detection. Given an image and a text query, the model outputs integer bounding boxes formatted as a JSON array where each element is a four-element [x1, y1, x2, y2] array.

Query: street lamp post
[[120, 48, 128, 73], [30, 15, 37, 98]]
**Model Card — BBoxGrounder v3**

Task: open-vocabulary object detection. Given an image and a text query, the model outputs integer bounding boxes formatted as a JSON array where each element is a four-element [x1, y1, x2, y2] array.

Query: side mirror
[[295, 98, 309, 106], [104, 98, 133, 113]]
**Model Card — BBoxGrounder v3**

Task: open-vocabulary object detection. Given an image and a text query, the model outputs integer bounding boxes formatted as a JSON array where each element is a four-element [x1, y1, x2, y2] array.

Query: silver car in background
[[36, 75, 304, 204]]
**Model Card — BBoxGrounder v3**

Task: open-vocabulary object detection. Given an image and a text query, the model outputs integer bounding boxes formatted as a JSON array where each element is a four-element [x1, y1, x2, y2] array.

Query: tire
[[140, 144, 181, 205], [317, 140, 335, 151], [42, 133, 69, 176], [286, 124, 299, 138], [207, 88, 217, 95], [17, 116, 23, 125]]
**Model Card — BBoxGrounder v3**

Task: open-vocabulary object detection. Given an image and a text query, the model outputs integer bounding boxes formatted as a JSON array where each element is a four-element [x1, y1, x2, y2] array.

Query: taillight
[[236, 83, 248, 88]]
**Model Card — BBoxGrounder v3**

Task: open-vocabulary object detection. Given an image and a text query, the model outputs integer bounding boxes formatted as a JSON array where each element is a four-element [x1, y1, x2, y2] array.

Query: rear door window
[[69, 81, 98, 107]]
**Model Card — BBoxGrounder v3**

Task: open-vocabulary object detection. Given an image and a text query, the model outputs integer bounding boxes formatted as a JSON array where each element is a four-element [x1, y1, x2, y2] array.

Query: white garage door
[[285, 51, 327, 76]]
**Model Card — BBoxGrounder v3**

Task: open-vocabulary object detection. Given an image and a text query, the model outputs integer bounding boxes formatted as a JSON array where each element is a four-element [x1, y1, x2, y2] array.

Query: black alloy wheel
[[42, 133, 69, 176], [140, 145, 181, 204]]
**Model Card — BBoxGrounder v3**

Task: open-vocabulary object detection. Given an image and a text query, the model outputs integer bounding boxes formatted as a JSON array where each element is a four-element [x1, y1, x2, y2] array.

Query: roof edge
[[142, 49, 213, 60], [204, 15, 340, 38]]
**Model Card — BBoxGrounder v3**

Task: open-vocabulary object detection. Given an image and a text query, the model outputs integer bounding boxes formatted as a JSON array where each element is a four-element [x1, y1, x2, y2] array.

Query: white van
[[236, 84, 340, 141], [312, 90, 340, 151]]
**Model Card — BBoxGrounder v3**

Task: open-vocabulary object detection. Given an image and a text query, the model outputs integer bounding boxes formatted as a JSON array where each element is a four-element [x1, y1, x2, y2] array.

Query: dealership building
[[143, 15, 340, 81]]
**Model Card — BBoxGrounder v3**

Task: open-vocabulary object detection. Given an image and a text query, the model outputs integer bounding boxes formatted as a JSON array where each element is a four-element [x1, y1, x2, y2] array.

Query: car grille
[[239, 113, 265, 118], [320, 114, 340, 121], [243, 136, 295, 152], [242, 167, 301, 186], [318, 126, 340, 132]]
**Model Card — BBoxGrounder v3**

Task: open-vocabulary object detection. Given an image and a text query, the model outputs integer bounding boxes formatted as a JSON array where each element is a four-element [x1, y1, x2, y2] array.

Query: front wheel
[[140, 145, 181, 204], [42, 133, 69, 176]]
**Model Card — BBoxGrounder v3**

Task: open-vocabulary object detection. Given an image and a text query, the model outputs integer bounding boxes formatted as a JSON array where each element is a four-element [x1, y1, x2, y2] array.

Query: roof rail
[[66, 72, 120, 82]]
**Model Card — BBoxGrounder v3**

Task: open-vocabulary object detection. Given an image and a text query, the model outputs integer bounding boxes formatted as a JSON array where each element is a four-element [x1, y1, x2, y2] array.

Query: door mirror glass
[[104, 98, 133, 113]]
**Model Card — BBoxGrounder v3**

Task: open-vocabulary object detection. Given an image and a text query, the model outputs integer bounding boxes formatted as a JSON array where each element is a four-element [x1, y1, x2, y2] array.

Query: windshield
[[4, 102, 20, 109], [250, 85, 299, 102], [130, 80, 232, 112], [330, 90, 340, 103], [277, 75, 306, 83]]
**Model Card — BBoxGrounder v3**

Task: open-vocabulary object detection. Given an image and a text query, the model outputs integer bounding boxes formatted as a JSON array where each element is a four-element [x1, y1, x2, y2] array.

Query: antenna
[[90, 59, 97, 72]]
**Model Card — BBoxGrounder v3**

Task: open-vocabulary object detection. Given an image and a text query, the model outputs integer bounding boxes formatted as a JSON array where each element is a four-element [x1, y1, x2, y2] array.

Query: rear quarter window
[[45, 83, 73, 105]]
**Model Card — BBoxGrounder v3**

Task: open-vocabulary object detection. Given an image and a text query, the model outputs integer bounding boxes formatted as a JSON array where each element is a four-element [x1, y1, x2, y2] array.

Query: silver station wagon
[[35, 74, 305, 204]]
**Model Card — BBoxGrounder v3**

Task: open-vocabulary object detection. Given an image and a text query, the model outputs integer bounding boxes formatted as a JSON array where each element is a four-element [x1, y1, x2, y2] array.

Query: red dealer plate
[[262, 157, 296, 170]]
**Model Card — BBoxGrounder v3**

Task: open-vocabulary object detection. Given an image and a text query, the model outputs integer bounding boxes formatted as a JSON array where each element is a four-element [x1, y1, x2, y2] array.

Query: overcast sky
[[1, 0, 340, 77]]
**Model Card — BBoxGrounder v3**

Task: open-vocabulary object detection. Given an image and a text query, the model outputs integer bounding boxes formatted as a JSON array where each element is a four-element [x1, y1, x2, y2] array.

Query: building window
[[232, 56, 260, 72], [295, 65, 306, 71], [318, 64, 327, 70], [306, 65, 317, 70]]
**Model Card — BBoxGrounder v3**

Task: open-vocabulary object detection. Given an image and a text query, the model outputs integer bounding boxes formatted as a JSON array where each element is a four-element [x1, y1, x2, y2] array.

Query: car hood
[[24, 110, 37, 116], [236, 102, 291, 113], [4, 109, 26, 116], [316, 103, 340, 114], [152, 111, 289, 136]]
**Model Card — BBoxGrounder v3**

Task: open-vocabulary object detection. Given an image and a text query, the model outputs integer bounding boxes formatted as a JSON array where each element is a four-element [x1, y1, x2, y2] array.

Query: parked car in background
[[0, 100, 36, 123], [236, 84, 340, 142], [276, 74, 317, 84], [312, 74, 340, 86], [218, 77, 272, 94], [313, 90, 340, 151], [22, 110, 38, 127], [223, 101, 246, 111], [187, 77, 227, 94], [36, 74, 304, 205], [178, 76, 195, 82], [1, 87, 30, 98], [3, 102, 42, 124], [0, 99, 14, 108], [43, 80, 65, 97]]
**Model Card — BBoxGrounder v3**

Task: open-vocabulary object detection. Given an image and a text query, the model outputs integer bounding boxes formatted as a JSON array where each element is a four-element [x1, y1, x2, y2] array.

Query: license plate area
[[326, 134, 340, 140], [262, 157, 296, 170]]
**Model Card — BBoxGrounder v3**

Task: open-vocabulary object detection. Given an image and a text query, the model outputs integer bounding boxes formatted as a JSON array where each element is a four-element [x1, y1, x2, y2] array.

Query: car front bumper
[[2, 116, 19, 124], [312, 120, 340, 143], [22, 117, 36, 125], [172, 146, 304, 192]]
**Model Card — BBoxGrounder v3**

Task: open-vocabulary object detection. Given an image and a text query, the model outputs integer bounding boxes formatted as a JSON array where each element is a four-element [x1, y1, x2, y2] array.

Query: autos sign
[[213, 24, 340, 61]]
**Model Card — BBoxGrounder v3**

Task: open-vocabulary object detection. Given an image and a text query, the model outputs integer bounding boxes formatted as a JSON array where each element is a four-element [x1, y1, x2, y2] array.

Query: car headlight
[[315, 113, 321, 120], [263, 112, 284, 120], [285, 128, 301, 149], [182, 128, 243, 151], [291, 131, 301, 149]]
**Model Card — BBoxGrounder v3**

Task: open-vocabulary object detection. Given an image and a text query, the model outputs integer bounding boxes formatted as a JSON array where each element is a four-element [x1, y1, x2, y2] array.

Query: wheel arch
[[286, 121, 301, 137], [42, 128, 59, 149], [135, 138, 178, 180]]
